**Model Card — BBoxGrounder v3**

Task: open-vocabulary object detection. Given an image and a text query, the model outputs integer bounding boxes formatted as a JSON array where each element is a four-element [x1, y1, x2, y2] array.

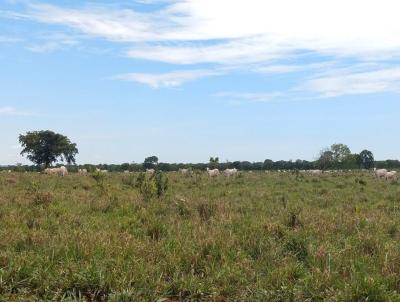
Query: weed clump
[[32, 191, 53, 206], [136, 171, 169, 201], [197, 202, 215, 223], [286, 208, 302, 229], [155, 171, 168, 198], [285, 236, 308, 262]]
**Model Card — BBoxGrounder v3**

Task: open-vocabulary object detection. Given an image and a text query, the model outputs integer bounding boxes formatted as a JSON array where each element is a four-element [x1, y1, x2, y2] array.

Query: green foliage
[[135, 172, 146, 189], [91, 171, 106, 184], [139, 177, 157, 201], [360, 149, 375, 169], [284, 236, 308, 262], [1, 171, 400, 301], [318, 149, 334, 170], [91, 171, 108, 195], [209, 156, 219, 169], [154, 171, 168, 198], [143, 156, 158, 169], [331, 143, 351, 162], [318, 143, 367, 170], [19, 130, 78, 167]]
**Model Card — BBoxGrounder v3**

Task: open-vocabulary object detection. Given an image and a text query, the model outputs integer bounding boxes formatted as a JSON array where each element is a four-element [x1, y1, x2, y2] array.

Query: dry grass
[[0, 171, 399, 301]]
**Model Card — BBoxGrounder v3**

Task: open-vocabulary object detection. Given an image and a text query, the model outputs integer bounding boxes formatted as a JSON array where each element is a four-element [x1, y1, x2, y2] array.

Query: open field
[[1, 171, 400, 301]]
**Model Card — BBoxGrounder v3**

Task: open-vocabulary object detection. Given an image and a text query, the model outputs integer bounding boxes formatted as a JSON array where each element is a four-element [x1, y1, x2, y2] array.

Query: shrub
[[285, 236, 308, 262], [197, 202, 215, 223], [155, 171, 168, 198], [91, 171, 106, 185], [32, 191, 53, 206], [140, 178, 157, 202], [135, 172, 146, 189]]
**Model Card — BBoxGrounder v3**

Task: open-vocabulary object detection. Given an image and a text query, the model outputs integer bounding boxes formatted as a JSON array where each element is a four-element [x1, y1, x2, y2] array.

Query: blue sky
[[1, 0, 399, 165]]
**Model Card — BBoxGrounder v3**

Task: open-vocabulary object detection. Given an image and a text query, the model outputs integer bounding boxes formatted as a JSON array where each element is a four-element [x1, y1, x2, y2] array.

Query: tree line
[[1, 131, 399, 172]]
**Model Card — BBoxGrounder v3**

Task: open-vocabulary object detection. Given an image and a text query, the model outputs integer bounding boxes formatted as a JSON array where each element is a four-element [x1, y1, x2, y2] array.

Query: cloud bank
[[6, 0, 400, 94]]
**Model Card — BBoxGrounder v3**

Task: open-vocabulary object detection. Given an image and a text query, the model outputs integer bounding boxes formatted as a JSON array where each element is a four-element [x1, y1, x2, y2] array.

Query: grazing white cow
[[59, 166, 68, 177], [386, 171, 398, 181], [123, 170, 130, 174], [96, 168, 108, 173], [179, 168, 192, 176], [224, 168, 238, 178], [309, 169, 323, 176], [78, 169, 88, 175], [179, 168, 187, 174], [206, 167, 220, 177], [146, 169, 155, 176], [374, 168, 388, 179], [44, 166, 68, 176]]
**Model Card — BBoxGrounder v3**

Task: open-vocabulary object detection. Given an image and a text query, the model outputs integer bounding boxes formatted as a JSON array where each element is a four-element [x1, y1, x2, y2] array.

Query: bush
[[33, 191, 53, 206], [197, 202, 215, 223], [140, 178, 157, 202], [155, 171, 168, 198], [285, 237, 308, 262]]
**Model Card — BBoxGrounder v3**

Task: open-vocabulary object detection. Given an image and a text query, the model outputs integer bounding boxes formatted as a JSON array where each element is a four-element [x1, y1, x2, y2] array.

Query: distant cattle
[[224, 168, 238, 178], [78, 169, 88, 175], [206, 168, 220, 177], [44, 166, 68, 177], [146, 169, 155, 176], [386, 171, 397, 181], [179, 168, 192, 176], [374, 168, 388, 179], [309, 169, 323, 176]]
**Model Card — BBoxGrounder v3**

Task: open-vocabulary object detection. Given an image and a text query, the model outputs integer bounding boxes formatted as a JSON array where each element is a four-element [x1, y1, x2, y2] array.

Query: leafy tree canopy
[[143, 156, 159, 169], [19, 130, 78, 167], [359, 150, 375, 169], [331, 144, 351, 163]]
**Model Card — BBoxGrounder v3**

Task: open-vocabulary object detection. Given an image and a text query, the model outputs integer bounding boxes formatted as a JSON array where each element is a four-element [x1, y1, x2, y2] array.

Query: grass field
[[0, 171, 400, 301]]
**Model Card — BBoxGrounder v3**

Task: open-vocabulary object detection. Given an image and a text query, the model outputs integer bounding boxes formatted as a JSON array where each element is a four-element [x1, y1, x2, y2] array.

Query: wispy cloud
[[216, 64, 400, 101], [113, 69, 221, 88], [27, 39, 79, 53], [254, 62, 337, 75], [7, 0, 400, 93], [215, 91, 283, 103], [21, 1, 400, 62], [0, 107, 34, 116], [300, 67, 400, 97], [0, 35, 22, 43], [26, 32, 80, 53]]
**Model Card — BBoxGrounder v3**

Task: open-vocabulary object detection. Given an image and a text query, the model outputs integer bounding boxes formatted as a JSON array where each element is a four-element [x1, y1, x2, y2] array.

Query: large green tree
[[318, 149, 334, 170], [19, 130, 78, 167], [143, 156, 159, 169], [331, 144, 351, 163], [209, 157, 219, 169], [359, 150, 374, 169]]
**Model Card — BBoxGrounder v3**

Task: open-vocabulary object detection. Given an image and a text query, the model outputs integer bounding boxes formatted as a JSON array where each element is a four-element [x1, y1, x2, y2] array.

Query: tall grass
[[0, 171, 399, 301]]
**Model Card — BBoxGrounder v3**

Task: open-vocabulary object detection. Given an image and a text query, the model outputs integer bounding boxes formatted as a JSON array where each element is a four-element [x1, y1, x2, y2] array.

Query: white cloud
[[23, 0, 400, 63], [9, 0, 400, 93], [300, 67, 400, 97], [0, 107, 33, 116], [254, 62, 336, 75], [0, 35, 22, 43], [215, 91, 283, 103], [223, 66, 400, 100], [27, 39, 79, 53], [113, 69, 221, 88]]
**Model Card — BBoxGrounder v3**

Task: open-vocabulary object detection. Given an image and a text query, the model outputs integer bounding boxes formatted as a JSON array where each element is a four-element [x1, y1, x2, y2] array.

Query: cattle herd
[[373, 168, 398, 180], [1, 166, 398, 181], [7, 166, 388, 180]]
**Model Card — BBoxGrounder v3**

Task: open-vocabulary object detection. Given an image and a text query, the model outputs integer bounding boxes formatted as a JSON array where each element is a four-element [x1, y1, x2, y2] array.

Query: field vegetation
[[0, 171, 400, 301]]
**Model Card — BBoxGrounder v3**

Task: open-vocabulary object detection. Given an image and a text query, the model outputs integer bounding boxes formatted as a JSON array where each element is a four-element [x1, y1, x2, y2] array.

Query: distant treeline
[[1, 159, 399, 173]]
